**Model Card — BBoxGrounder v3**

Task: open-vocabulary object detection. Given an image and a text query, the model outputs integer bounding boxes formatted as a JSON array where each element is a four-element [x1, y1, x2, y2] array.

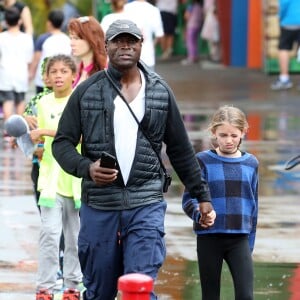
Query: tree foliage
[[22, 0, 93, 37]]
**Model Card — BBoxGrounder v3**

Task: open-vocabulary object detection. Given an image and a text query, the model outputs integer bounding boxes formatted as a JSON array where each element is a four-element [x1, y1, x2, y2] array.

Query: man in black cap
[[52, 19, 215, 300]]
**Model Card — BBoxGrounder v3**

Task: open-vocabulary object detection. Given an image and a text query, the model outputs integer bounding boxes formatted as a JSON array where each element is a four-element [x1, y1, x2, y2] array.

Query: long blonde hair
[[208, 105, 249, 134], [207, 105, 249, 149]]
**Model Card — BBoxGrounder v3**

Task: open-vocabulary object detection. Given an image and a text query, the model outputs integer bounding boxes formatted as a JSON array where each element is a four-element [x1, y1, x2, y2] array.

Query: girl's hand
[[24, 115, 38, 130], [9, 137, 18, 149], [199, 209, 216, 228], [34, 146, 44, 161], [30, 129, 43, 143]]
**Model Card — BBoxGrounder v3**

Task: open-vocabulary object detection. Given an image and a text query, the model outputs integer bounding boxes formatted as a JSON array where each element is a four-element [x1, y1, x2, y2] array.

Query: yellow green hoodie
[[37, 92, 81, 209]]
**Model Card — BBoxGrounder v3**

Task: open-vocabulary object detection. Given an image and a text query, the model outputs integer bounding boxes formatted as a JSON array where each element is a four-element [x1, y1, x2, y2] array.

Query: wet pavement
[[1, 59, 300, 299]]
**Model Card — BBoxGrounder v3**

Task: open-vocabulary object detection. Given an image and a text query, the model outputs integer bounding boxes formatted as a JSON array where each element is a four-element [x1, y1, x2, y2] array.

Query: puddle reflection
[[156, 259, 299, 300], [158, 107, 300, 299], [0, 143, 33, 197], [180, 107, 300, 197]]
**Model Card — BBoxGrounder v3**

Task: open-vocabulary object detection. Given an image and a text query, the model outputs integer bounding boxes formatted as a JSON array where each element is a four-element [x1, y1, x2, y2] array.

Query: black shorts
[[0, 90, 25, 104], [278, 27, 300, 50], [160, 11, 177, 35]]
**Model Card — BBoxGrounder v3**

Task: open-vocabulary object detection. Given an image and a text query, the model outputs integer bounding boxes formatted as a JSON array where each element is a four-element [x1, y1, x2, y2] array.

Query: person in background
[[201, 0, 220, 62], [30, 54, 82, 297], [181, 0, 204, 65], [124, 0, 164, 70], [23, 57, 52, 209], [24, 57, 66, 286], [156, 0, 178, 60], [182, 105, 259, 300], [61, 0, 80, 33], [270, 0, 300, 91], [68, 15, 107, 88], [0, 6, 33, 136], [25, 55, 69, 286], [64, 16, 107, 282], [29, 9, 71, 93], [100, 0, 127, 34], [0, 0, 33, 34], [52, 19, 215, 300]]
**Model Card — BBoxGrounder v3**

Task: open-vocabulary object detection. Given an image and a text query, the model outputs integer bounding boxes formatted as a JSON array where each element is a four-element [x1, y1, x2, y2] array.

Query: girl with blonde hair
[[183, 105, 259, 300]]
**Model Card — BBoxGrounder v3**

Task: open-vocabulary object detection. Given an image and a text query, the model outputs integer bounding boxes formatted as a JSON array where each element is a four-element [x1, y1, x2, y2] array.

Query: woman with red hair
[[68, 16, 107, 87]]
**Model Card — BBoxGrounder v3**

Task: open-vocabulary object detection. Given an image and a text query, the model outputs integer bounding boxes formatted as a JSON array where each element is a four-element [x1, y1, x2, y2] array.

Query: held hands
[[198, 202, 216, 228], [89, 159, 118, 186]]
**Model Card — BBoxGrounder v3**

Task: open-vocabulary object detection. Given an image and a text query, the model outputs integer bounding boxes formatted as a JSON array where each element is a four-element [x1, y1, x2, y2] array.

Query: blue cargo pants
[[78, 200, 167, 300]]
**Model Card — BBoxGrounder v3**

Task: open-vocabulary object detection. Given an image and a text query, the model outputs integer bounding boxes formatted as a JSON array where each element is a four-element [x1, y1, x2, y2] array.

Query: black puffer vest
[[79, 63, 170, 210]]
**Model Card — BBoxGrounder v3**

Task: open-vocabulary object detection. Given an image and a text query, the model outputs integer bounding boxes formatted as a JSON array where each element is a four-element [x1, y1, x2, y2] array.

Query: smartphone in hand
[[100, 151, 116, 169]]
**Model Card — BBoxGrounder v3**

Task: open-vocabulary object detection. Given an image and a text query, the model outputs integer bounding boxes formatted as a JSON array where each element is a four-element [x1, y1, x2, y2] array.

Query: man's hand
[[199, 202, 216, 228], [89, 160, 118, 186]]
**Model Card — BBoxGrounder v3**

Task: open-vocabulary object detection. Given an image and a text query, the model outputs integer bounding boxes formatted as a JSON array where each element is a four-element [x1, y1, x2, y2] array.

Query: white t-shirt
[[114, 70, 145, 184], [0, 31, 33, 92], [124, 1, 164, 68], [34, 33, 71, 87], [156, 0, 178, 14], [101, 12, 129, 34]]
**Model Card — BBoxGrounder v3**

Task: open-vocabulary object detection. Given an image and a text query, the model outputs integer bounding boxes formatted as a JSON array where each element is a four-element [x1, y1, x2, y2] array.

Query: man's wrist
[[196, 196, 211, 203]]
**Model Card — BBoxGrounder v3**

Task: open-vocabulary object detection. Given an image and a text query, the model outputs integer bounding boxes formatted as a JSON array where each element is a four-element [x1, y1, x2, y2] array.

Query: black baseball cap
[[106, 19, 143, 41]]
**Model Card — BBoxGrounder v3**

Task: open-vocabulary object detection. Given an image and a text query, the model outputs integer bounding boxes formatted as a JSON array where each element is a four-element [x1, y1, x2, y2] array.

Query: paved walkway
[[158, 59, 300, 263], [1, 59, 300, 299]]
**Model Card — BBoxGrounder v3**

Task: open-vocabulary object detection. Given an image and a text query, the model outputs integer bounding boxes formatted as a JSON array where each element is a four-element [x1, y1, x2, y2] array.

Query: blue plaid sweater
[[182, 150, 259, 252]]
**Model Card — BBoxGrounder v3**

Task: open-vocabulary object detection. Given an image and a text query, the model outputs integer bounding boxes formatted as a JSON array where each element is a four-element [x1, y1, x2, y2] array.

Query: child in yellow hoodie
[[30, 54, 82, 295]]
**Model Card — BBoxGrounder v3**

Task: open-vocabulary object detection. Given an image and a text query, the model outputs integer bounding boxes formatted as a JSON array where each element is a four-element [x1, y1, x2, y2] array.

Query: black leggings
[[197, 234, 253, 300]]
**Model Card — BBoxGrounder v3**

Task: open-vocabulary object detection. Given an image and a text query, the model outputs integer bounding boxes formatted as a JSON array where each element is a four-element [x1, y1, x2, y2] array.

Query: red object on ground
[[289, 264, 300, 300], [118, 273, 154, 300]]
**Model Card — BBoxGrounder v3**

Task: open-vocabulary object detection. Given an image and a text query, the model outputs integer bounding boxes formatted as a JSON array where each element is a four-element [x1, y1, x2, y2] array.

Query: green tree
[[23, 0, 93, 37]]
